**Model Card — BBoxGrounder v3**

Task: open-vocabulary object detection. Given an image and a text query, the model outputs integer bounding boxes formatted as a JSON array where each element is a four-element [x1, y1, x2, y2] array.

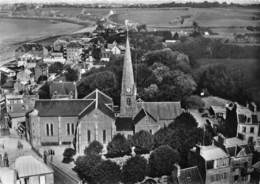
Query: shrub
[[106, 134, 131, 158], [62, 148, 76, 163], [91, 160, 121, 184], [132, 130, 154, 154], [122, 155, 148, 184], [84, 140, 103, 155], [149, 145, 180, 177], [73, 154, 102, 182]]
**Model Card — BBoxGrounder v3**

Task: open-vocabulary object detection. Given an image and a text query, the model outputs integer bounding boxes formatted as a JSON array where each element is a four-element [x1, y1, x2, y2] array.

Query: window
[[40, 175, 46, 184], [127, 98, 131, 106], [103, 130, 106, 144], [206, 160, 214, 169], [250, 127, 254, 133], [88, 130, 91, 143], [50, 124, 53, 136], [242, 127, 246, 133], [71, 124, 74, 135], [67, 123, 70, 135], [149, 129, 152, 134], [46, 124, 49, 136]]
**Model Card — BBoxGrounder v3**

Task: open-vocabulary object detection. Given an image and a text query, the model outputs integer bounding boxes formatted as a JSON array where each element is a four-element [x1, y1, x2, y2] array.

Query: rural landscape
[[0, 0, 260, 184]]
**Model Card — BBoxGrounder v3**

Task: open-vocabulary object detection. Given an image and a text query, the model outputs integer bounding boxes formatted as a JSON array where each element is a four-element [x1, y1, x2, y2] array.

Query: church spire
[[119, 31, 137, 117]]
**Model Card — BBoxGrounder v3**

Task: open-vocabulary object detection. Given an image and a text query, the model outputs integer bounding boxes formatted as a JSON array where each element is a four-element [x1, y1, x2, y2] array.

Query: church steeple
[[119, 33, 137, 117]]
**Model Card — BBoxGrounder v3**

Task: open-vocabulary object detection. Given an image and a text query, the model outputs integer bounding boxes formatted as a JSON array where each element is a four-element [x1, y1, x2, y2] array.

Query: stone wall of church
[[135, 116, 160, 134], [77, 109, 115, 154]]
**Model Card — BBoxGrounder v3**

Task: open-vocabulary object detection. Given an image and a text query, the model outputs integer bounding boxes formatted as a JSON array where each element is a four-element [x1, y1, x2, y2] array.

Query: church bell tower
[[119, 34, 137, 118]]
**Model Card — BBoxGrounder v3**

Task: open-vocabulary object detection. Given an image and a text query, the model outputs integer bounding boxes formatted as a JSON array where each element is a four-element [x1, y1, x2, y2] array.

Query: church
[[27, 34, 182, 154]]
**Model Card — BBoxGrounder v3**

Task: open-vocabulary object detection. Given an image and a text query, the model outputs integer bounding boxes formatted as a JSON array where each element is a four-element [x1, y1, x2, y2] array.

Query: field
[[197, 58, 260, 104], [110, 7, 260, 35]]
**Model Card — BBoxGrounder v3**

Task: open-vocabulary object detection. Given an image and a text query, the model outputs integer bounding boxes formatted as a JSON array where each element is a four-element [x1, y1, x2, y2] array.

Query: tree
[[48, 62, 64, 74], [169, 112, 198, 130], [149, 145, 180, 177], [131, 130, 154, 154], [62, 148, 76, 163], [91, 160, 121, 184], [65, 67, 78, 81], [0, 72, 7, 85], [106, 134, 131, 158], [122, 155, 148, 184], [73, 154, 102, 182], [78, 71, 117, 98], [37, 75, 48, 83], [181, 95, 205, 109], [84, 140, 103, 156], [38, 82, 50, 99], [153, 127, 174, 148]]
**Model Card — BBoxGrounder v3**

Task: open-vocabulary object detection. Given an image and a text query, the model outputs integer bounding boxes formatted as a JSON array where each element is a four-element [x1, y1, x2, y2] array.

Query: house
[[172, 165, 203, 184], [15, 155, 54, 184], [34, 62, 48, 82], [226, 103, 260, 149], [0, 168, 16, 184], [6, 94, 37, 130], [53, 39, 68, 52], [16, 68, 34, 86], [107, 41, 121, 55], [15, 43, 44, 59], [28, 89, 116, 154], [17, 53, 41, 69], [115, 34, 182, 136], [43, 52, 66, 65], [214, 134, 253, 183], [189, 145, 231, 184], [66, 41, 82, 64], [49, 81, 77, 99]]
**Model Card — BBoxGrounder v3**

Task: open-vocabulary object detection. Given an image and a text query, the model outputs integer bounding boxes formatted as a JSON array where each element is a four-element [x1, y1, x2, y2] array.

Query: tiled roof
[[35, 99, 93, 117], [178, 166, 203, 184], [15, 155, 53, 178], [82, 89, 115, 119], [136, 101, 182, 121], [49, 81, 77, 99], [115, 117, 134, 131]]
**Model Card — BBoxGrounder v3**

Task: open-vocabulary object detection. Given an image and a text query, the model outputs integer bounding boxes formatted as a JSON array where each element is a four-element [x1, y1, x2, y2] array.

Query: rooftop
[[199, 145, 229, 161], [178, 166, 203, 184], [15, 155, 53, 178]]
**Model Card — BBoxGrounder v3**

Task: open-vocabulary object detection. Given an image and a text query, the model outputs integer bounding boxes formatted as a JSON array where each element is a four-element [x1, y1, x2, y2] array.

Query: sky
[[0, 0, 259, 4]]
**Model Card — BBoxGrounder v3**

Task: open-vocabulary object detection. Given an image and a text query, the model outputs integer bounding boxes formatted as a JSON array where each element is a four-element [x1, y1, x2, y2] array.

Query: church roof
[[136, 101, 182, 121], [35, 99, 93, 117], [81, 89, 115, 119], [115, 117, 134, 131]]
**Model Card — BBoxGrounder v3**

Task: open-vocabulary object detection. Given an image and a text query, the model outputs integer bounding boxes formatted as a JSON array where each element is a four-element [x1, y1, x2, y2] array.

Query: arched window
[[127, 98, 131, 106]]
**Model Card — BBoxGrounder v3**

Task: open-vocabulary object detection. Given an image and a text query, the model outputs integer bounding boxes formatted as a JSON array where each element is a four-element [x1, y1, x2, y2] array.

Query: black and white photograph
[[0, 0, 259, 183]]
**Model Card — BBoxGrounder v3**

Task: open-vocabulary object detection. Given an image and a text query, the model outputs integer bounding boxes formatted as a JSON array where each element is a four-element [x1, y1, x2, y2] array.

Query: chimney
[[251, 102, 257, 113], [172, 163, 181, 183]]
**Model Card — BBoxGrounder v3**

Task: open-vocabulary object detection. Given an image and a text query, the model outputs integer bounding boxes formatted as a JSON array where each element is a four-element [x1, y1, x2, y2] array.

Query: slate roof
[[82, 89, 115, 119], [115, 117, 134, 131], [15, 155, 53, 178], [35, 99, 93, 117], [49, 81, 77, 99], [136, 101, 182, 121], [178, 166, 203, 184]]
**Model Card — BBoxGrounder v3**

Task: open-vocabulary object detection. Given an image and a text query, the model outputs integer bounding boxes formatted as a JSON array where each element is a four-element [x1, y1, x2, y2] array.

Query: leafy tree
[[122, 155, 148, 183], [62, 148, 76, 163], [78, 71, 117, 98], [48, 62, 64, 74], [149, 145, 180, 177], [37, 75, 48, 83], [106, 134, 131, 158], [0, 72, 7, 85], [169, 112, 198, 130], [131, 130, 154, 154], [153, 127, 174, 148], [65, 67, 78, 81], [91, 160, 121, 184], [73, 154, 102, 182], [84, 140, 103, 156], [181, 95, 205, 109]]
